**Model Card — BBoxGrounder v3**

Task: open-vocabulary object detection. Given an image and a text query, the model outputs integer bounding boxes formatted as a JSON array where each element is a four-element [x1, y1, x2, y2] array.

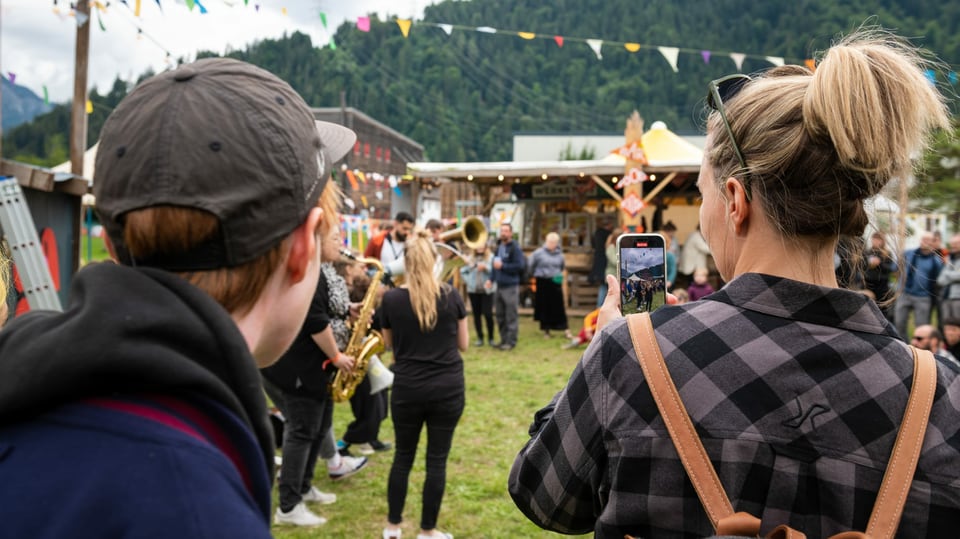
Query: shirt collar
[[710, 273, 897, 337]]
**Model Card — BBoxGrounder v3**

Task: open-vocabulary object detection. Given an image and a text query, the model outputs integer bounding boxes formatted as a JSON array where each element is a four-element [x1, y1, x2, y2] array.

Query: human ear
[[723, 177, 751, 236], [286, 207, 324, 283]]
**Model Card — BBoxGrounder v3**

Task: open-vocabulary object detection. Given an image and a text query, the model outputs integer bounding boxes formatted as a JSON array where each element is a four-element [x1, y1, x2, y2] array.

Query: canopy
[[407, 122, 702, 182]]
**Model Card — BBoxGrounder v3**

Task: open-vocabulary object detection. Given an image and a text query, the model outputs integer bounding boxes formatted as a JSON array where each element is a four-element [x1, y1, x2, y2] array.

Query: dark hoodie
[[0, 262, 275, 537]]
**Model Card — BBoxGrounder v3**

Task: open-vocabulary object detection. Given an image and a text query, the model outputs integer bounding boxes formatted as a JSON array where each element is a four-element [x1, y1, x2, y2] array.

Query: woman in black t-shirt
[[380, 230, 468, 539]]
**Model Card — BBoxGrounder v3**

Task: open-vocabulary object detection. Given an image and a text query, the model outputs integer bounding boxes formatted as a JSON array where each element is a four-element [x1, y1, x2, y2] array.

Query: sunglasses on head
[[707, 74, 752, 198]]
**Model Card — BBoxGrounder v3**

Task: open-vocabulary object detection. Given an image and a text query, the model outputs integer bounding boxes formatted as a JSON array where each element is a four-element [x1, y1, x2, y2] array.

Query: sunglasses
[[707, 74, 752, 197]]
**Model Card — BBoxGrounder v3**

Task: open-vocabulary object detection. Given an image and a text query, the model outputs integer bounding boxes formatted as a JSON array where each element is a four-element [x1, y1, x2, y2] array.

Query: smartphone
[[616, 233, 667, 315]]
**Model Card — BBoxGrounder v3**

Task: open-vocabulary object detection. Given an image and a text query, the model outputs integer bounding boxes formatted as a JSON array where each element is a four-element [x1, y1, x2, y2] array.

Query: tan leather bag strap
[[626, 313, 938, 539], [864, 346, 936, 539]]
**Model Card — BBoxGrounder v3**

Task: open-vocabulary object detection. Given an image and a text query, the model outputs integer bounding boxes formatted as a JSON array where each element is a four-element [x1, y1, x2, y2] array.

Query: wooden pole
[[621, 111, 645, 232], [70, 0, 91, 176]]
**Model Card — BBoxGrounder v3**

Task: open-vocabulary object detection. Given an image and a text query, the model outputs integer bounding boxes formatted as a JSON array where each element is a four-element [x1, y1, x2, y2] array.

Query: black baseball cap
[[94, 57, 356, 270]]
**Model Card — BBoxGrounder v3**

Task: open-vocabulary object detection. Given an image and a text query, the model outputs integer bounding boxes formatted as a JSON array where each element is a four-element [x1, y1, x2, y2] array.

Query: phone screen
[[617, 234, 667, 315]]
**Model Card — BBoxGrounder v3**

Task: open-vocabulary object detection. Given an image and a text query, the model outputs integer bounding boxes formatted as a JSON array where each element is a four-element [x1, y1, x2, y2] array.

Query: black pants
[[262, 378, 333, 512], [342, 375, 388, 445], [387, 393, 465, 530], [468, 292, 494, 342]]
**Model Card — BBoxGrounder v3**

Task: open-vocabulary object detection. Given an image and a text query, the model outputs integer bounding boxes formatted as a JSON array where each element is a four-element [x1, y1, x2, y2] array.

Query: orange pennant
[[804, 58, 816, 72], [345, 170, 360, 191]]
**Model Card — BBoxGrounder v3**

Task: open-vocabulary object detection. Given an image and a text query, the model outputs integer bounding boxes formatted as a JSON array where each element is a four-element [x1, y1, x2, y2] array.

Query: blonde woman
[[511, 30, 960, 536], [381, 229, 468, 539]]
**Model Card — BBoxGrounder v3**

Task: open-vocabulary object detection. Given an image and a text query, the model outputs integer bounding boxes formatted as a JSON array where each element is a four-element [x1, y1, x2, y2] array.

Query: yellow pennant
[[134, 0, 142, 17], [281, 7, 288, 16], [396, 19, 412, 38], [85, 100, 93, 114], [357, 171, 368, 184], [624, 43, 641, 53], [361, 195, 369, 208], [517, 32, 536, 40]]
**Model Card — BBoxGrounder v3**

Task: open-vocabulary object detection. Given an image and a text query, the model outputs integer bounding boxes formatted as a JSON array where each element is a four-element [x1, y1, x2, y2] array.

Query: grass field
[[273, 314, 592, 539]]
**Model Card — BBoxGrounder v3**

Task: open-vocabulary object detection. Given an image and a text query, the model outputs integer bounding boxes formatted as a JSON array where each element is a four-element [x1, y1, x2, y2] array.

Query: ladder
[[0, 176, 63, 312]]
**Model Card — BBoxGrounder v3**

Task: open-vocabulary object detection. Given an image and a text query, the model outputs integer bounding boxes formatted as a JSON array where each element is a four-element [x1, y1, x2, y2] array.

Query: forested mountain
[[1, 78, 52, 132], [4, 0, 959, 165]]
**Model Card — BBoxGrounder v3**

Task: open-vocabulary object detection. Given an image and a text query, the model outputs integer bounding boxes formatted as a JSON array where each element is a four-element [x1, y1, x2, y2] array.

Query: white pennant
[[586, 39, 603, 60], [476, 26, 496, 34], [765, 56, 785, 67], [75, 11, 90, 27], [438, 24, 453, 36], [657, 46, 679, 72], [729, 53, 746, 72]]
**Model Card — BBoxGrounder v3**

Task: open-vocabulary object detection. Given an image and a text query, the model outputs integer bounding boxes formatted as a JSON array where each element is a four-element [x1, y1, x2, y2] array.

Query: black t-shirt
[[260, 271, 333, 399], [380, 286, 466, 402]]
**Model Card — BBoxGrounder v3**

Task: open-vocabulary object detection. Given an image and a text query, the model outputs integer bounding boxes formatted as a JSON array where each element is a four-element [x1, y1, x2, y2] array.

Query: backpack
[[624, 313, 937, 539]]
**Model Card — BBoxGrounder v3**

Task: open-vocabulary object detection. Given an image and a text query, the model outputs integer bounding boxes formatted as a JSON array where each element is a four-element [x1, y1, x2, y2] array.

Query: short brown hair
[[123, 207, 287, 315]]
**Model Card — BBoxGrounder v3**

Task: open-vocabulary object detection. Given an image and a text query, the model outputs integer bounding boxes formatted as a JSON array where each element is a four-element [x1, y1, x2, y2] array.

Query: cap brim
[[315, 121, 357, 163]]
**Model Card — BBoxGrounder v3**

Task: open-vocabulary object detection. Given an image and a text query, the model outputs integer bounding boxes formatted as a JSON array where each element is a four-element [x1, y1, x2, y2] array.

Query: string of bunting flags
[[36, 1, 960, 86]]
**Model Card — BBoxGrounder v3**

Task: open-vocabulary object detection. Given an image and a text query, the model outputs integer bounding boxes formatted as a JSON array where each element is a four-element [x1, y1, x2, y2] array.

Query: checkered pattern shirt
[[509, 273, 960, 538]]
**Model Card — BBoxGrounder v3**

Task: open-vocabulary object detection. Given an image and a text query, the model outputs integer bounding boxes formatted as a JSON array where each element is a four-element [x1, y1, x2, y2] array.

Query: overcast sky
[[620, 244, 664, 276], [2, 0, 434, 103]]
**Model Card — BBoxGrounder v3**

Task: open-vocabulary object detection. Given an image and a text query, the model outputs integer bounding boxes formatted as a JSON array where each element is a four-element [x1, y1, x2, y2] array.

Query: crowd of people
[[2, 27, 960, 539]]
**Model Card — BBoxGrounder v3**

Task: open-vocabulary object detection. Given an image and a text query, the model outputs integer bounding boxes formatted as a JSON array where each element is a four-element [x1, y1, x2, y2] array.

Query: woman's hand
[[596, 274, 679, 333]]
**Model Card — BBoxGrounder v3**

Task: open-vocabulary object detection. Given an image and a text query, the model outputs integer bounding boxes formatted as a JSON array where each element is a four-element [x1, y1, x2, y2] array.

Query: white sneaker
[[275, 502, 327, 526], [301, 486, 337, 505], [328, 455, 368, 481]]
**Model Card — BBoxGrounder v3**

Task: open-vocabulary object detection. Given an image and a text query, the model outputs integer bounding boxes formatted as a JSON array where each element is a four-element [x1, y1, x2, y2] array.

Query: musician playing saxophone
[[380, 229, 469, 539]]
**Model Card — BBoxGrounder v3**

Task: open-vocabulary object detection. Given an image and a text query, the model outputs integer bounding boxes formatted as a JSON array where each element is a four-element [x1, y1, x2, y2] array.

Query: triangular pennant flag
[[657, 46, 679, 72], [804, 58, 816, 71], [586, 39, 603, 60], [701, 50, 711, 64], [438, 24, 453, 36], [75, 11, 89, 27], [329, 37, 336, 50], [949, 71, 958, 85], [319, 12, 327, 28], [477, 26, 496, 34], [375, 191, 383, 200], [134, 0, 141, 17], [518, 31, 535, 40], [553, 35, 563, 48], [765, 56, 784, 67], [624, 43, 640, 53], [357, 16, 370, 32], [729, 52, 746, 72], [96, 8, 106, 31], [345, 170, 360, 191], [388, 175, 398, 188], [43, 86, 50, 105], [357, 171, 368, 184], [360, 195, 369, 208], [155, 0, 162, 11], [280, 6, 286, 16], [196, 0, 208, 14], [392, 186, 402, 197], [396, 19, 412, 38], [924, 69, 936, 85], [85, 100, 93, 114], [344, 197, 356, 210], [93, 1, 107, 10], [185, 0, 195, 10], [6, 72, 14, 85]]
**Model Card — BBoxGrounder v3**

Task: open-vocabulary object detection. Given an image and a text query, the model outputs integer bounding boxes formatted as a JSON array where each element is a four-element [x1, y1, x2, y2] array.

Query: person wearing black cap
[[0, 58, 356, 537]]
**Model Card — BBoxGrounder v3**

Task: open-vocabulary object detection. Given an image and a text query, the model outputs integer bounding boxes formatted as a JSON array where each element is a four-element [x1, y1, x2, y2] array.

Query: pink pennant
[[553, 35, 564, 48], [357, 16, 370, 32], [7, 72, 15, 85], [701, 50, 711, 64]]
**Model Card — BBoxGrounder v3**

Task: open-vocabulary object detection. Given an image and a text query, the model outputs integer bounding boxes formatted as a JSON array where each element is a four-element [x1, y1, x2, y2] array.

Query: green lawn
[[273, 315, 591, 539]]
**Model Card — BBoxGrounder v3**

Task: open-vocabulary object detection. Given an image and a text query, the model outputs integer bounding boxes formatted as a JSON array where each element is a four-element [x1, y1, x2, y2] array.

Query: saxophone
[[329, 249, 387, 403]]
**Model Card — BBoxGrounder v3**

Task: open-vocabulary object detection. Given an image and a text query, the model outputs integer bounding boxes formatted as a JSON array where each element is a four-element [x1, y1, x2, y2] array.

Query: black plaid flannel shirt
[[509, 273, 960, 538]]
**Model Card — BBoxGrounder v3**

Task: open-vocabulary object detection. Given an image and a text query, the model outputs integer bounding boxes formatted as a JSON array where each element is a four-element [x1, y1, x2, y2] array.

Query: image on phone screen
[[618, 234, 667, 315]]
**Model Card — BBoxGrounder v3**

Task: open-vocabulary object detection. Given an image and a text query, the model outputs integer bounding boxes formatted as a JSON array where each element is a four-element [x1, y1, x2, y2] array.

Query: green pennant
[[43, 86, 50, 105], [185, 0, 195, 10], [320, 12, 327, 29], [329, 37, 337, 50]]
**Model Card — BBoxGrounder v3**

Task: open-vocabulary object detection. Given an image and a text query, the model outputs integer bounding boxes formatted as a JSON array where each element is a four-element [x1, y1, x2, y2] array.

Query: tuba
[[329, 249, 390, 403]]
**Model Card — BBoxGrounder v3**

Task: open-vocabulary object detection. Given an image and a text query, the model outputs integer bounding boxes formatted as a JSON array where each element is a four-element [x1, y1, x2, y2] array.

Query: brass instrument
[[389, 215, 489, 284], [329, 249, 387, 403], [439, 215, 488, 251]]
